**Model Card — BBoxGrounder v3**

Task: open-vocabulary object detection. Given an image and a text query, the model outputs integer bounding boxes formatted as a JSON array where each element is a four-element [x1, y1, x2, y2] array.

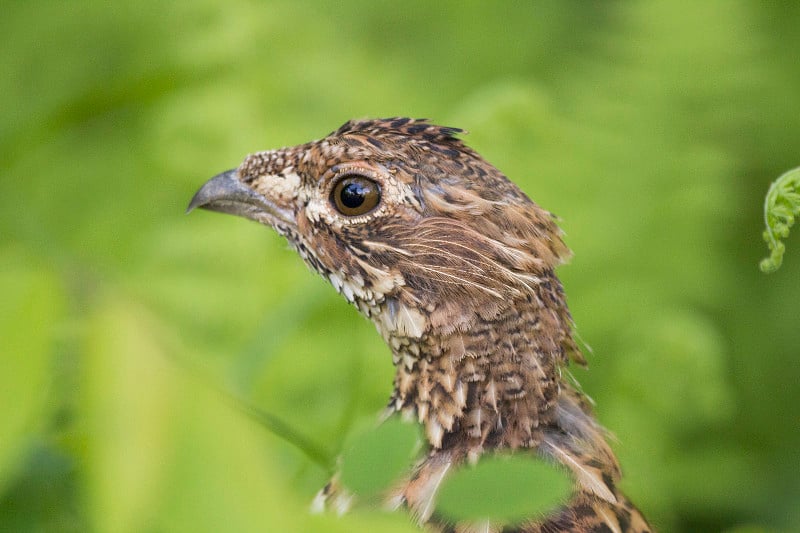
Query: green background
[[2, 2, 799, 531]]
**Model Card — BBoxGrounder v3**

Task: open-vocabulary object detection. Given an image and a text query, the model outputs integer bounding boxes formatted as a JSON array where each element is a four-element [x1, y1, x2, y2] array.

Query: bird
[[188, 117, 653, 532]]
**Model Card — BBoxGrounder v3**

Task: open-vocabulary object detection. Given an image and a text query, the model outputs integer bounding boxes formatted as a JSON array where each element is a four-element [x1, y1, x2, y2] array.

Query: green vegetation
[[2, 2, 799, 532], [436, 455, 573, 524], [339, 417, 420, 504], [760, 167, 800, 273]]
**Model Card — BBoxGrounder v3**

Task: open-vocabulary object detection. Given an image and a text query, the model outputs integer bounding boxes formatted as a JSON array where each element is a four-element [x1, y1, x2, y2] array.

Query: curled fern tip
[[760, 167, 800, 273]]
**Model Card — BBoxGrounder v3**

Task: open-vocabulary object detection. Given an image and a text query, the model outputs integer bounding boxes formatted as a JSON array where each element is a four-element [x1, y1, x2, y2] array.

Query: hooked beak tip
[[187, 169, 242, 214]]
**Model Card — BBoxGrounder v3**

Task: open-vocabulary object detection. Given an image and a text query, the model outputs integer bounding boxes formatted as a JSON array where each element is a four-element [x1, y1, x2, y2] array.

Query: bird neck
[[385, 271, 581, 452]]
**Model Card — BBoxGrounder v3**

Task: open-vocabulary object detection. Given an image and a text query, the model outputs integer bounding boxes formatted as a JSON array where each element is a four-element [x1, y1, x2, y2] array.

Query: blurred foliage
[[1, 1, 799, 532], [436, 454, 572, 524], [760, 167, 800, 273], [338, 417, 421, 506]]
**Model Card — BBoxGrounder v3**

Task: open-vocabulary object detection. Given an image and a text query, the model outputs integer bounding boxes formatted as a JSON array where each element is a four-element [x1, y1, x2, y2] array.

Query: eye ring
[[331, 174, 382, 216]]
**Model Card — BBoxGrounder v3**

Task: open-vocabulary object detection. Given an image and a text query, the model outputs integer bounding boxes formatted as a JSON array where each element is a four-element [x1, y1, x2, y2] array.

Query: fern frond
[[760, 167, 800, 273]]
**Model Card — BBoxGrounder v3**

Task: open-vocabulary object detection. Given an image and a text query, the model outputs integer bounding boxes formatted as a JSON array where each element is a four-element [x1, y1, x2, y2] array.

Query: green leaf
[[760, 167, 800, 273], [82, 295, 180, 533], [0, 250, 62, 494], [436, 454, 573, 524], [339, 417, 422, 500]]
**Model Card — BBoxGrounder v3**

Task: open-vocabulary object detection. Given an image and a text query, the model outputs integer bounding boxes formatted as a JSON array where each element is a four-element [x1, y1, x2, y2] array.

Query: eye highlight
[[331, 175, 381, 216]]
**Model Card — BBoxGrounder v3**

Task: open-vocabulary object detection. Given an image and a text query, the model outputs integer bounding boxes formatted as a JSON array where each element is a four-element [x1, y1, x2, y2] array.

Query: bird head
[[189, 118, 571, 345]]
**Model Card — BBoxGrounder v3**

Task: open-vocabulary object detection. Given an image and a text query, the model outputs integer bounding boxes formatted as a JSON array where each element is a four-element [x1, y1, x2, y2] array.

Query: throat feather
[[386, 288, 573, 452]]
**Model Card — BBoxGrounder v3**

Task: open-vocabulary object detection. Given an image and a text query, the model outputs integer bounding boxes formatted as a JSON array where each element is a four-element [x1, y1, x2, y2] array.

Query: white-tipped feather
[[595, 505, 622, 533], [454, 379, 466, 409], [417, 461, 451, 522], [427, 419, 444, 449], [544, 441, 617, 504]]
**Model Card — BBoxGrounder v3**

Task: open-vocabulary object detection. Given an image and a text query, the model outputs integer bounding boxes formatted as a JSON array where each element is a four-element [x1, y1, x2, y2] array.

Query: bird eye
[[331, 175, 381, 216]]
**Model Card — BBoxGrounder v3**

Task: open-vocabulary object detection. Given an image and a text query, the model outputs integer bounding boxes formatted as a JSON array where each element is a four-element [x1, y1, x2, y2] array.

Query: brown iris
[[331, 175, 381, 216]]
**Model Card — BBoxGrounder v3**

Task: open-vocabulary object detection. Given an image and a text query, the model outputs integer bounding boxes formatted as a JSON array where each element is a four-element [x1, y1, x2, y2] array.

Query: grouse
[[188, 118, 652, 532]]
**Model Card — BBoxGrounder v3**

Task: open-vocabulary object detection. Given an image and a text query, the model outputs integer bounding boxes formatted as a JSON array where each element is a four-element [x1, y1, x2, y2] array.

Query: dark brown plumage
[[188, 118, 653, 532]]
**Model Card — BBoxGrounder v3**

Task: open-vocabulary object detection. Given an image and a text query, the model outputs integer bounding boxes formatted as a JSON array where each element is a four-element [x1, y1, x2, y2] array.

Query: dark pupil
[[340, 181, 367, 208]]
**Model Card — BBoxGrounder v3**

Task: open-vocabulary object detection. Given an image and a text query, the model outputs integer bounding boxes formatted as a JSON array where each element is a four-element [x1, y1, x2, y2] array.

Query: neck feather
[[385, 270, 581, 452]]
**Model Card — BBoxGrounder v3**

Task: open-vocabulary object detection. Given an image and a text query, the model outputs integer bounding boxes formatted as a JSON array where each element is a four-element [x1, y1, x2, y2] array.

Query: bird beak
[[187, 169, 295, 228]]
